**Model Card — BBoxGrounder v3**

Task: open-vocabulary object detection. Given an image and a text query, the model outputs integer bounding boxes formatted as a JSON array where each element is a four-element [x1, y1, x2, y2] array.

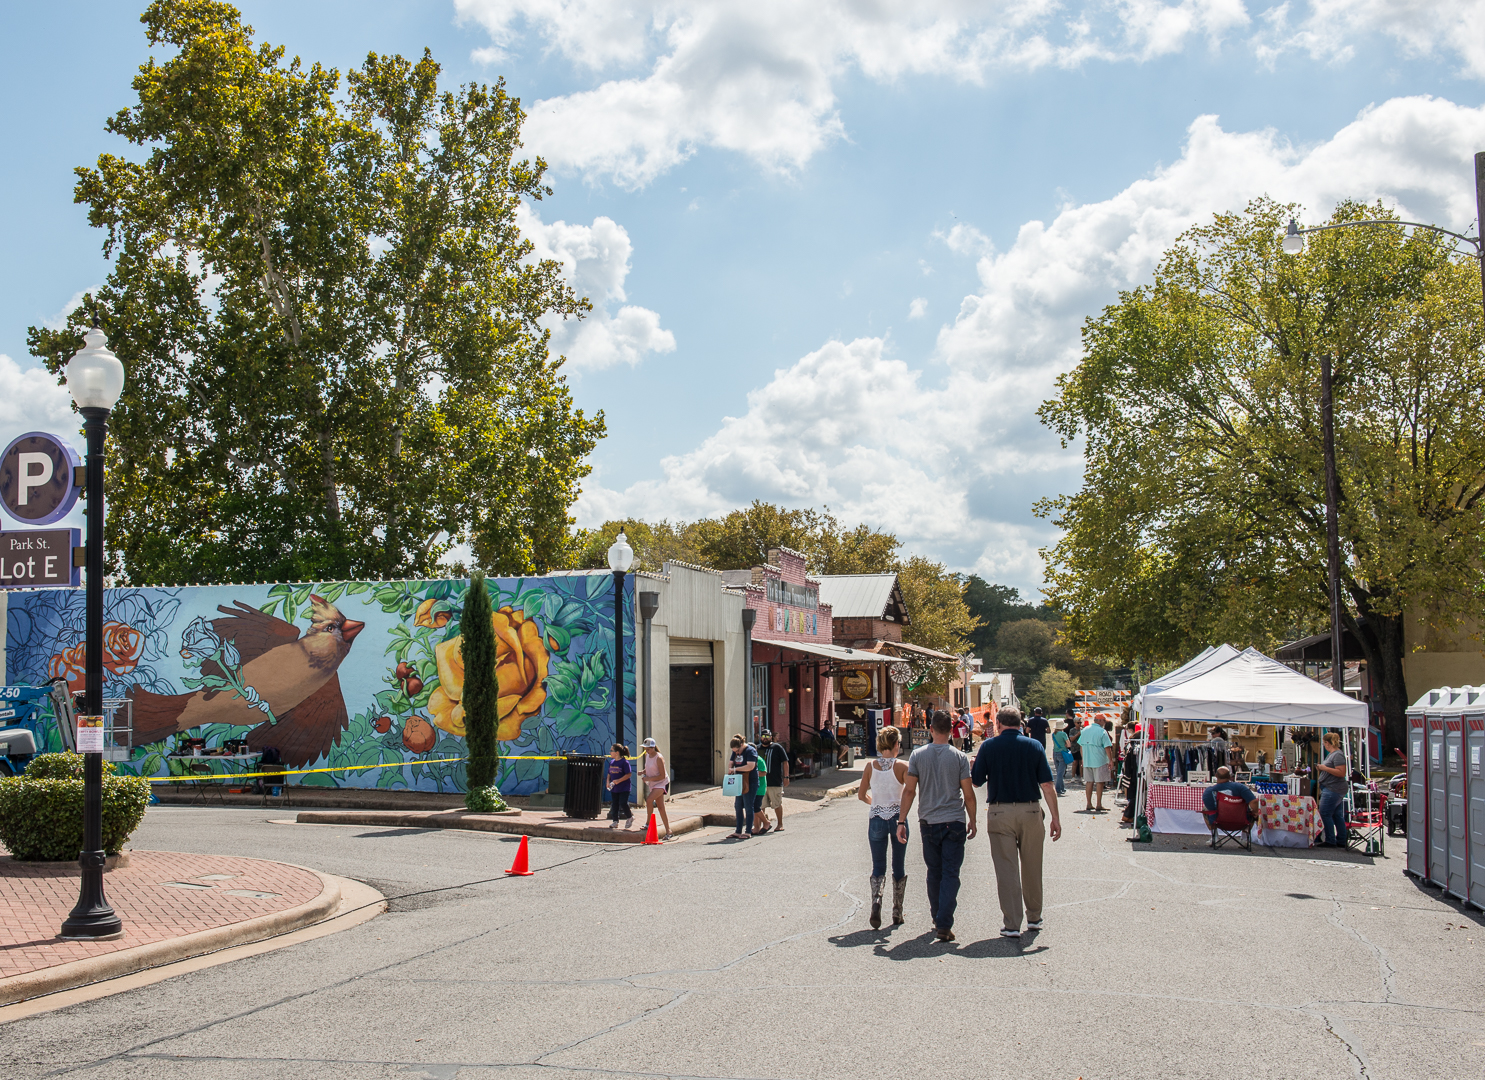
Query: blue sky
[[3, 1, 1485, 595]]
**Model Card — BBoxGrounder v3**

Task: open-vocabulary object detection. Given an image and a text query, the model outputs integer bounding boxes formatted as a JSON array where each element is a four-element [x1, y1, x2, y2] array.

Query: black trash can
[[563, 754, 604, 820]]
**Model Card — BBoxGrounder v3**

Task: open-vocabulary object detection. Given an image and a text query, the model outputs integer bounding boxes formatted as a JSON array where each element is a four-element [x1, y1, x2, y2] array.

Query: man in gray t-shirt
[[898, 711, 977, 941]]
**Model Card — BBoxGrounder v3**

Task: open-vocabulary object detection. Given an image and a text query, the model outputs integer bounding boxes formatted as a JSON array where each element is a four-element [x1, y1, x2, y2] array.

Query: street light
[[606, 531, 634, 762], [60, 328, 124, 941], [1279, 153, 1485, 695]]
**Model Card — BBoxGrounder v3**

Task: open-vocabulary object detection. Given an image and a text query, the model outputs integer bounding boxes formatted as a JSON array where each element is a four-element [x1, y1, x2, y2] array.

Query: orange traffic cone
[[505, 835, 534, 876], [643, 814, 661, 845]]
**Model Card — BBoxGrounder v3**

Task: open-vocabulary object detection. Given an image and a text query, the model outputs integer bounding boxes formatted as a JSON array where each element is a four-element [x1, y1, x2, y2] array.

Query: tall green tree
[[1038, 198, 1485, 748], [28, 1, 602, 584]]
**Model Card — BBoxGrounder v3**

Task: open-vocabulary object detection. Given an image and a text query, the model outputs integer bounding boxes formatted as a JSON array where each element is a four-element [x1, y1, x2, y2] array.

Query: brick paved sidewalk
[[0, 850, 325, 982]]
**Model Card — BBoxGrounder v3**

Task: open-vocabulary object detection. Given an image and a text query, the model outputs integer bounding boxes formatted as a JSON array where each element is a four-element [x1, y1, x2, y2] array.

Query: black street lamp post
[[60, 329, 125, 941], [606, 532, 634, 807], [1282, 149, 1485, 695]]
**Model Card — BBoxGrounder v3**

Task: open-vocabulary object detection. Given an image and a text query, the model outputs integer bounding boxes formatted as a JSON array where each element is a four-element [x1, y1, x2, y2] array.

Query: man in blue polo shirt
[[971, 707, 1062, 938], [1202, 766, 1257, 826]]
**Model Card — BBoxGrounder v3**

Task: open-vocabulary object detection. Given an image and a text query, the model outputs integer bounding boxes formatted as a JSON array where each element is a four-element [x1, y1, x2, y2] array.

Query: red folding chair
[[1208, 793, 1253, 851]]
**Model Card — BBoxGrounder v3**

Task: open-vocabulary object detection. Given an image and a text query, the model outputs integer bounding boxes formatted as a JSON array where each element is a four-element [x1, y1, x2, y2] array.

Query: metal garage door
[[669, 639, 713, 665]]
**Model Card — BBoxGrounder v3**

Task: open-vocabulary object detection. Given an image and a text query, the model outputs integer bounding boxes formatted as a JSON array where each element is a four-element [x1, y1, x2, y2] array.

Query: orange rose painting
[[429, 606, 550, 741], [47, 621, 145, 692]]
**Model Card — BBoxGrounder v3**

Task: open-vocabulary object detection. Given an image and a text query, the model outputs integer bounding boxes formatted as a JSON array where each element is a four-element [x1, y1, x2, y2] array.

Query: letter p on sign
[[16, 453, 52, 505]]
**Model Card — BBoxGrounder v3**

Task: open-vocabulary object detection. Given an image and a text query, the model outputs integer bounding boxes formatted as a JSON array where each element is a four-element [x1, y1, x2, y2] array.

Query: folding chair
[[1208, 792, 1253, 851]]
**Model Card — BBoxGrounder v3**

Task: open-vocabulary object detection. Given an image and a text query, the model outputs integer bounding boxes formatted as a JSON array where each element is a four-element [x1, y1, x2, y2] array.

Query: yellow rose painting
[[430, 606, 550, 741]]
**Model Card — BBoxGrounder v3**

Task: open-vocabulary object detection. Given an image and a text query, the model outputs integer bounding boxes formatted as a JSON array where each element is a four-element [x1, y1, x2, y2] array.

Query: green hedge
[[0, 753, 151, 860]]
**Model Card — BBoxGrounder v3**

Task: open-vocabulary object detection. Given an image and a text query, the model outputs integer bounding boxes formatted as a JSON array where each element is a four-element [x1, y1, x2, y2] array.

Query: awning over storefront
[[878, 640, 960, 663], [752, 637, 903, 665]]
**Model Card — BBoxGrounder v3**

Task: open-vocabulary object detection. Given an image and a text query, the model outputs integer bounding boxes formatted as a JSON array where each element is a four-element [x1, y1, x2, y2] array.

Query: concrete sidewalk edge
[[294, 809, 706, 843], [0, 866, 343, 1006]]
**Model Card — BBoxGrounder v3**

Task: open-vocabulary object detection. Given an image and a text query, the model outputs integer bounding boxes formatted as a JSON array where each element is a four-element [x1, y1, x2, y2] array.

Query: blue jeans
[[920, 820, 967, 930], [1318, 789, 1348, 847], [734, 792, 756, 835], [1053, 751, 1068, 795], [868, 816, 908, 879]]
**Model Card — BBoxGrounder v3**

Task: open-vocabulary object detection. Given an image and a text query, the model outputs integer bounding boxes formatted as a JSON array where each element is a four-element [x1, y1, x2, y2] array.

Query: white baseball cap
[[642, 737, 658, 748]]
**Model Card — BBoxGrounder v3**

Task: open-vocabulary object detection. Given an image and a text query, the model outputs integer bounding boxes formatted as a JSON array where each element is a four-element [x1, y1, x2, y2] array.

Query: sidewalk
[[293, 766, 868, 840], [293, 805, 708, 842], [0, 849, 341, 1005]]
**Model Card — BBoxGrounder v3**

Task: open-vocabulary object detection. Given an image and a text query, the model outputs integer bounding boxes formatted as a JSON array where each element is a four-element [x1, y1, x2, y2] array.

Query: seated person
[[1202, 766, 1257, 825]]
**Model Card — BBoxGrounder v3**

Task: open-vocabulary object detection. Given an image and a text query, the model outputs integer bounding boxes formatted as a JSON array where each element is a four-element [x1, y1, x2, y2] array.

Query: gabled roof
[[814, 573, 910, 624]]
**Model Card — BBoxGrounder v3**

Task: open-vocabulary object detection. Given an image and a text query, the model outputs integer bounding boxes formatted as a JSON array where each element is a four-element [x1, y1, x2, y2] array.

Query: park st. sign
[[0, 431, 82, 587]]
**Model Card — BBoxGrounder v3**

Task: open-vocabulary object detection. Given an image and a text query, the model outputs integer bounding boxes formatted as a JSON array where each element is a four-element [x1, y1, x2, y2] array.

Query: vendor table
[[1145, 781, 1319, 848], [166, 753, 263, 804]]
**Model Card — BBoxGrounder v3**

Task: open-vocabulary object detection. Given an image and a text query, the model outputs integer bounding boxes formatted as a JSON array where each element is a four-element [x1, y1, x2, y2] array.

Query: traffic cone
[[505, 835, 534, 876], [643, 814, 661, 845]]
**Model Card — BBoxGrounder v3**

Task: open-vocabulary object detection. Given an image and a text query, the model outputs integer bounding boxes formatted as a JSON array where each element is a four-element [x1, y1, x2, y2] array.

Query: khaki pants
[[984, 802, 1046, 930]]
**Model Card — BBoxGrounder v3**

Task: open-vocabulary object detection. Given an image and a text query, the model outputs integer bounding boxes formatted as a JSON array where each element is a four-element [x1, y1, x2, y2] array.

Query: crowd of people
[[847, 704, 1163, 941]]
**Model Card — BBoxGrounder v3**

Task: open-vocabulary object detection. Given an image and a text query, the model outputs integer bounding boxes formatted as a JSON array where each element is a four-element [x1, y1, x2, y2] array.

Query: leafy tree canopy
[[29, 0, 603, 584], [1024, 665, 1080, 715], [1038, 198, 1485, 747], [961, 576, 1057, 656]]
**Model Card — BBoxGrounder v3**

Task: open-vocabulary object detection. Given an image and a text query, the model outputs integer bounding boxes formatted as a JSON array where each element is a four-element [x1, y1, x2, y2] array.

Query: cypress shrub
[[462, 571, 503, 810]]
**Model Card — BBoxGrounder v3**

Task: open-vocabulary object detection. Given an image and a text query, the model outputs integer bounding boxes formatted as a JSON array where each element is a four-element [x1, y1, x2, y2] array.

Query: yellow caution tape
[[147, 754, 637, 783]]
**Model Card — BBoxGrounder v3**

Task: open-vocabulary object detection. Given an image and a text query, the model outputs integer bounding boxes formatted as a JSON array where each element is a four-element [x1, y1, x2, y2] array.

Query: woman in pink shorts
[[640, 737, 672, 840]]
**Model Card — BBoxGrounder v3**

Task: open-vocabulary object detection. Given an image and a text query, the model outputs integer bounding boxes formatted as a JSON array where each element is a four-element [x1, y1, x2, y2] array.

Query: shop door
[[788, 665, 801, 742], [670, 665, 714, 784]]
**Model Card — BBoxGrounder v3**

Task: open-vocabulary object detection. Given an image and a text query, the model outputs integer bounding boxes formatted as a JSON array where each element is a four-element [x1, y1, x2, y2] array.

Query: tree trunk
[[1347, 595, 1408, 754]]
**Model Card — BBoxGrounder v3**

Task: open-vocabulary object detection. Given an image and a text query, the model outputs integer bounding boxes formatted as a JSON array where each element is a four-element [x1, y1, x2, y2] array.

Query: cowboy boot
[[892, 877, 907, 925], [869, 876, 885, 929]]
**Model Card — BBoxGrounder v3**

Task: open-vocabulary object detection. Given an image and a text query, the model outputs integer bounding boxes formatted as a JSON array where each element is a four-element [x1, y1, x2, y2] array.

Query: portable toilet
[[1406, 687, 1442, 883], [1462, 687, 1485, 911], [1443, 688, 1472, 901]]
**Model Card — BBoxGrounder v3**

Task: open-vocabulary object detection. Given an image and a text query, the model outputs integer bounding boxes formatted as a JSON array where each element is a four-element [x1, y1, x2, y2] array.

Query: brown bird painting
[[130, 596, 365, 767]]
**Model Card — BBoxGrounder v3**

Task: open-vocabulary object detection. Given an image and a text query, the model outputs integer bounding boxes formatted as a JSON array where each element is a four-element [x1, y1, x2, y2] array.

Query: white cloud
[[1255, 1, 1485, 77], [517, 205, 676, 370], [457, 0, 1481, 186], [908, 297, 930, 319], [936, 222, 994, 257], [578, 94, 1485, 594], [0, 354, 77, 434]]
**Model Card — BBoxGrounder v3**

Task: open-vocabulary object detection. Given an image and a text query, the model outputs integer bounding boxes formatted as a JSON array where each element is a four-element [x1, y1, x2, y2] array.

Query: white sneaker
[[1026, 919, 1044, 930], [1000, 928, 1021, 938]]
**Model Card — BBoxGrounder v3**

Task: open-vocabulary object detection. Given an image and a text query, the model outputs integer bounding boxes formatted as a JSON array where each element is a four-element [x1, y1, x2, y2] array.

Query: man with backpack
[[756, 730, 790, 833]]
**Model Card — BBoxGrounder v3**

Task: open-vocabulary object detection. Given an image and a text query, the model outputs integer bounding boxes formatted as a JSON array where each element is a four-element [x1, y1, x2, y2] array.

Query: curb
[[294, 809, 706, 843], [0, 865, 343, 1007]]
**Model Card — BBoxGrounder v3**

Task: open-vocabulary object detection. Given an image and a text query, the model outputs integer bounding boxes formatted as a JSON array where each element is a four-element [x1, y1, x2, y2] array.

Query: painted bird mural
[[130, 595, 365, 767]]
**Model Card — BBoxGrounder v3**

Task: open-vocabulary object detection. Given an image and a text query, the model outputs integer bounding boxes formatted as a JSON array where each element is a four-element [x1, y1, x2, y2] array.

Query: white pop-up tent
[[1133, 644, 1241, 717], [1141, 646, 1369, 728]]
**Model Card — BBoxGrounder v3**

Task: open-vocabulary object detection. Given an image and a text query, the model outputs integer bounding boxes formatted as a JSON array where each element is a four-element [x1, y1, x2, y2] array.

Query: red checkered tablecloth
[[1146, 783, 1206, 812]]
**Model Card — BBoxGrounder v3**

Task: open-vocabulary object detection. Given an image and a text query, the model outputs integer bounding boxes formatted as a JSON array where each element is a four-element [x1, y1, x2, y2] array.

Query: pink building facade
[[722, 548, 836, 755]]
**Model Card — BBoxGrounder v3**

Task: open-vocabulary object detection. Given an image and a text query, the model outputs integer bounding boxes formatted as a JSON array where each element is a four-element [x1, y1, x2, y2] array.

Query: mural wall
[[5, 574, 635, 795]]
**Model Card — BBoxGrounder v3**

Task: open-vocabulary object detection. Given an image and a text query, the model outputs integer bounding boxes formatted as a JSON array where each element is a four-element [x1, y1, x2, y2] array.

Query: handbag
[[722, 773, 743, 797]]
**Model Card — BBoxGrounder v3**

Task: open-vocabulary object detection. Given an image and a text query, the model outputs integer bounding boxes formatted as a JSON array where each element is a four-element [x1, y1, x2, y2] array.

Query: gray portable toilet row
[[1405, 685, 1485, 909]]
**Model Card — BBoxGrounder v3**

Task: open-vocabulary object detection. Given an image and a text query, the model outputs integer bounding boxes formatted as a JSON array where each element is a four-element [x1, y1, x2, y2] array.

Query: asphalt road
[[2, 796, 1482, 1079]]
